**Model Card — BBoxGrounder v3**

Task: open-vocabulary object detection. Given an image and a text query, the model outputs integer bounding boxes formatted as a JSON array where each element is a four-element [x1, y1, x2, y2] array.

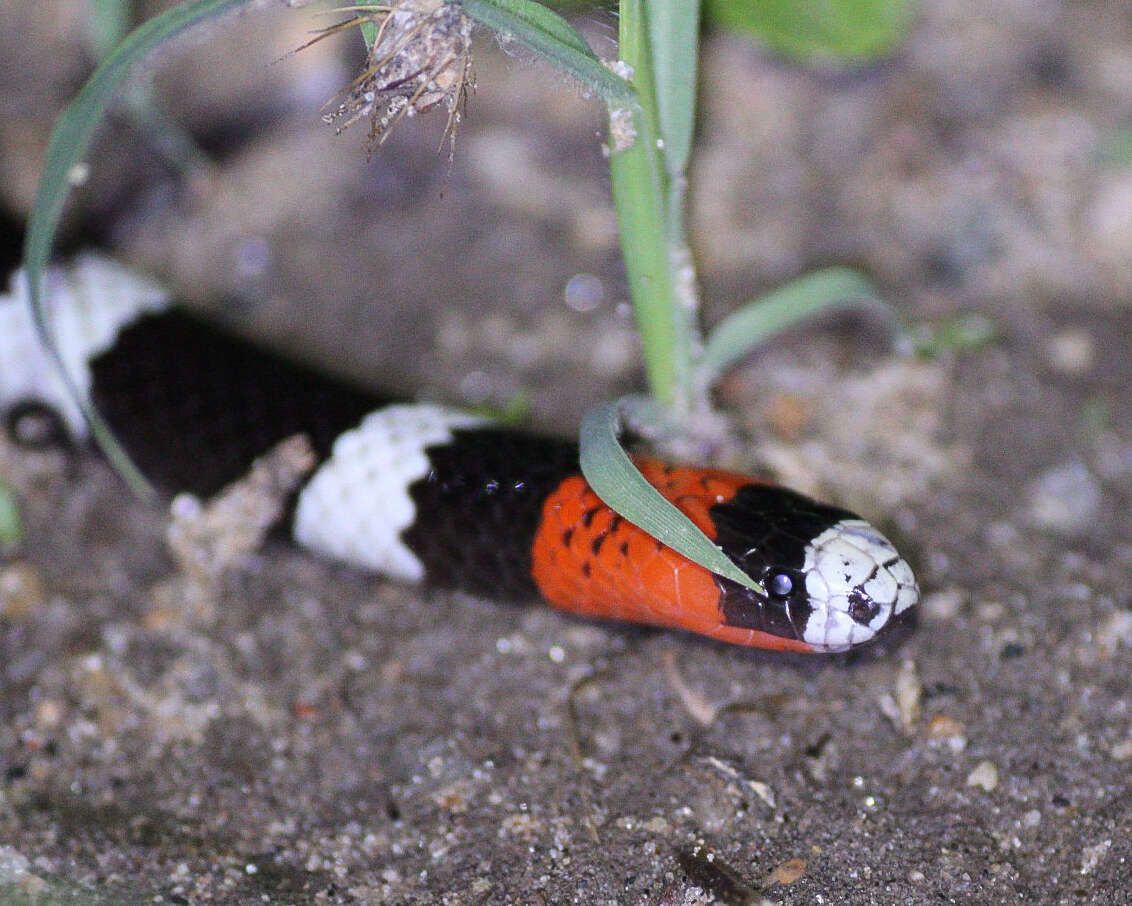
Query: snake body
[[1, 257, 918, 653]]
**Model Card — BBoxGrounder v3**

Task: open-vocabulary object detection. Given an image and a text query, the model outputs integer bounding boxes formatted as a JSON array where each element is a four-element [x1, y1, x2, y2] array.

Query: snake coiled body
[[1, 257, 918, 653]]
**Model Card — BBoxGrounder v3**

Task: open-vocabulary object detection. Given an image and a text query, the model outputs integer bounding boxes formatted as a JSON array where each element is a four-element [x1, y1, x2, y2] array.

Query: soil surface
[[2, 1, 1131, 904]]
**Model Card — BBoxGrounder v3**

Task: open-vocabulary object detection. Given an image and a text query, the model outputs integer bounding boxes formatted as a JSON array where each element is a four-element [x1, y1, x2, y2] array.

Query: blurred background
[[4, 1, 1129, 423]]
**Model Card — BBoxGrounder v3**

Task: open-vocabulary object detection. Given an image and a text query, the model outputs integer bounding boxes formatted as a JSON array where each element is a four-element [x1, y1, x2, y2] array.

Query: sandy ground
[[1, 1, 1131, 904]]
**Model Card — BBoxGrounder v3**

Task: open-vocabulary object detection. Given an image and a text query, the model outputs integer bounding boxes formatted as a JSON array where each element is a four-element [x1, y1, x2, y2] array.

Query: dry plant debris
[[304, 0, 475, 157], [154, 433, 316, 624]]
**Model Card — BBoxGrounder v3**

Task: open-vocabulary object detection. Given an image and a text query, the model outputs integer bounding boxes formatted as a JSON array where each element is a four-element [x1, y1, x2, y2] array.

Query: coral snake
[[1, 256, 918, 653]]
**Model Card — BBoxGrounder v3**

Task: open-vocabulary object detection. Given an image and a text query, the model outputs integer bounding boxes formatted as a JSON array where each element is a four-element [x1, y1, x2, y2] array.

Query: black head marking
[[709, 484, 857, 641], [717, 573, 809, 639], [710, 485, 856, 575]]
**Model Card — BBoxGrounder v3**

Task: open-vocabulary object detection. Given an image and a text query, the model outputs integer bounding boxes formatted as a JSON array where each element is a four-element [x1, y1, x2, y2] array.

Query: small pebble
[[1046, 328, 1095, 374], [878, 661, 921, 734], [1096, 610, 1132, 656], [1110, 738, 1132, 761], [922, 587, 965, 621], [927, 713, 968, 753], [1026, 462, 1102, 535], [0, 562, 45, 621], [1080, 839, 1112, 875], [747, 780, 776, 810], [34, 700, 63, 730], [896, 658, 921, 708], [976, 600, 1007, 623], [966, 759, 999, 791], [765, 858, 806, 886]]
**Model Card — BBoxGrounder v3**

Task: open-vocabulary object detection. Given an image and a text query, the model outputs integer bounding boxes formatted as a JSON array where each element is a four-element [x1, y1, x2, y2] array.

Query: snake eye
[[765, 570, 795, 599]]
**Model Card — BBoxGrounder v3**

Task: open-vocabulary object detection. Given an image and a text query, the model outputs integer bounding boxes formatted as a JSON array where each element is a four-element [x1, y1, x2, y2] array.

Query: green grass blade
[[466, 0, 593, 56], [350, 0, 386, 47], [580, 398, 764, 594], [0, 483, 22, 547], [461, 0, 636, 107], [704, 0, 914, 63], [86, 0, 134, 58], [23, 0, 251, 498], [609, 139, 681, 406], [645, 0, 700, 177], [698, 267, 899, 381], [609, 0, 688, 409], [909, 312, 996, 357]]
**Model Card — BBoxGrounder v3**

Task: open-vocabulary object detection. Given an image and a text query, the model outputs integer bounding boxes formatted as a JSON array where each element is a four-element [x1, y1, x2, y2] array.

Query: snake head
[[710, 485, 919, 653]]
